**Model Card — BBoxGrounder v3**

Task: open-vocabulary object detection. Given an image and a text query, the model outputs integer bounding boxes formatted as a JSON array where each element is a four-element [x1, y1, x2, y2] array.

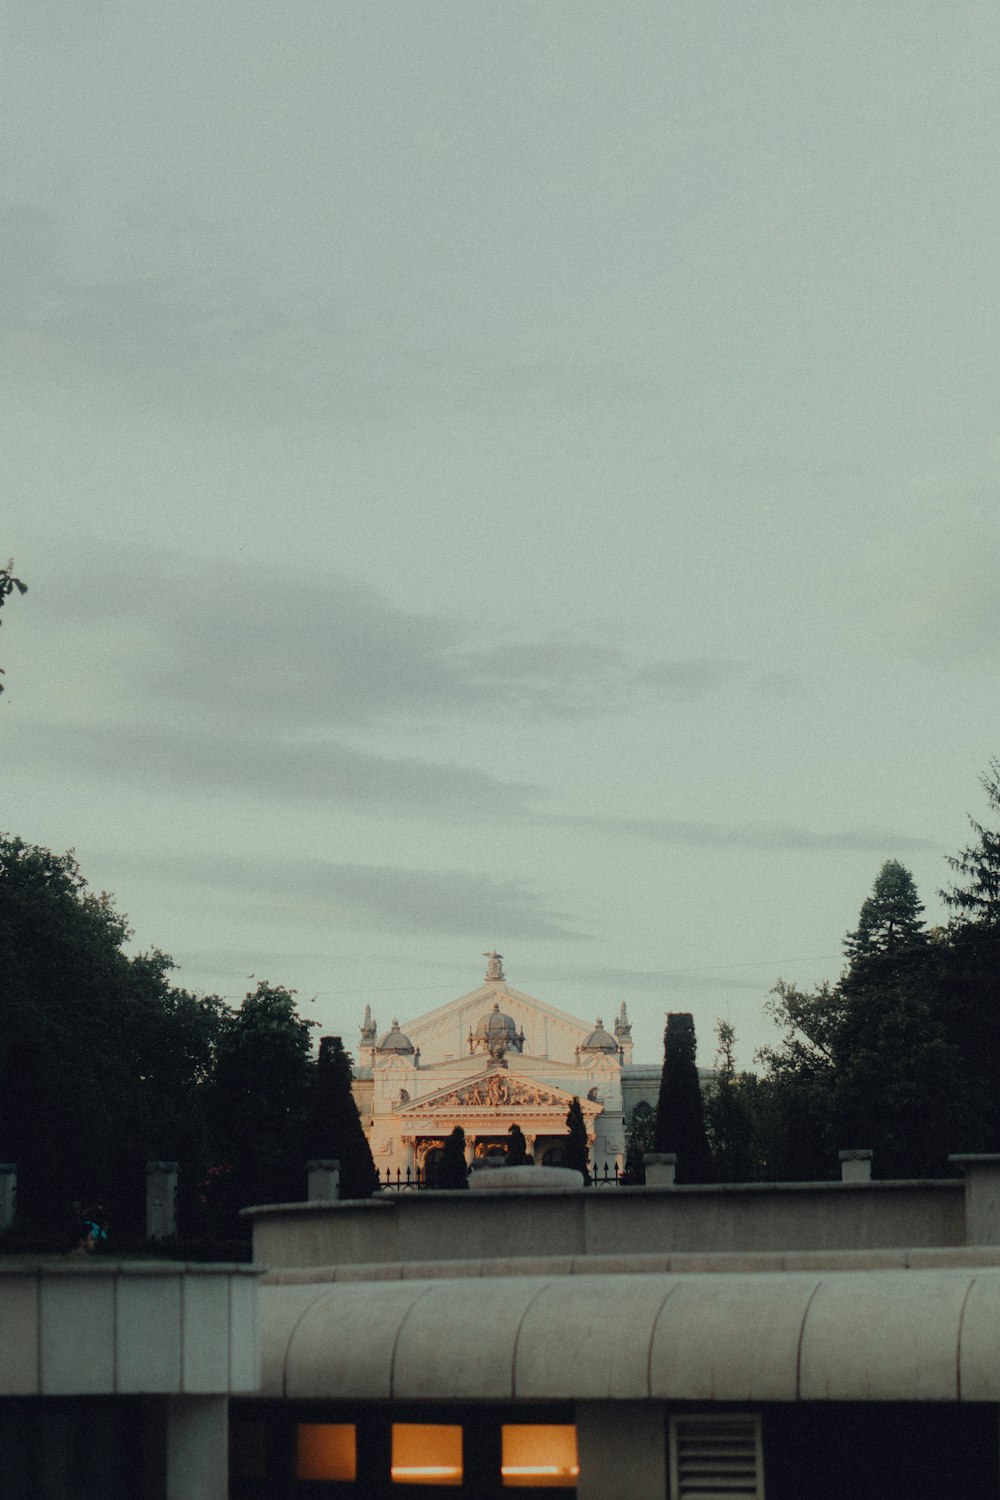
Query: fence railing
[[377, 1162, 627, 1191]]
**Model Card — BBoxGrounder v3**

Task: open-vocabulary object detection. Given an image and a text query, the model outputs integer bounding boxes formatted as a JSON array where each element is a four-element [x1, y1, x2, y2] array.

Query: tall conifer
[[654, 1012, 712, 1183]]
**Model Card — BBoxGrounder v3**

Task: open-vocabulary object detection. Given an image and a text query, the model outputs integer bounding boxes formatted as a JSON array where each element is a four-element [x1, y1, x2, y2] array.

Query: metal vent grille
[[669, 1414, 764, 1499]]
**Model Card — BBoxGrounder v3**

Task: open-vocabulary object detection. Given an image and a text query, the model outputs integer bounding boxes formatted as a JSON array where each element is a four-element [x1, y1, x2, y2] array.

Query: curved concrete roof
[[260, 1267, 1000, 1405]]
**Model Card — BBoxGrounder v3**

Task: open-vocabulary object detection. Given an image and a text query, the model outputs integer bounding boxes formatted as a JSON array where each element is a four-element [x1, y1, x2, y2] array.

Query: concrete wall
[[248, 1178, 965, 1269], [0, 1262, 260, 1397]]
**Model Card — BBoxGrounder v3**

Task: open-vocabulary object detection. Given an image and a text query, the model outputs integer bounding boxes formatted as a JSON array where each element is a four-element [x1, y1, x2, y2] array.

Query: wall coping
[[243, 1178, 962, 1218]]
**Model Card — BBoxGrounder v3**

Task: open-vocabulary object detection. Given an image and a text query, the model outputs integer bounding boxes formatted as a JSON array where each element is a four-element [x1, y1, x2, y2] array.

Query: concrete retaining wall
[[248, 1179, 965, 1270]]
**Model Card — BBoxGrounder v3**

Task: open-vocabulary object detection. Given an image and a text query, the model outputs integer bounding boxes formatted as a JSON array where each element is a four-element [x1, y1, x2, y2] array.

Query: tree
[[623, 1100, 656, 1181], [506, 1123, 530, 1165], [654, 1012, 712, 1183], [205, 981, 316, 1228], [0, 835, 225, 1233], [438, 1126, 469, 1189], [703, 1020, 758, 1182], [844, 860, 926, 965], [564, 1097, 590, 1182], [306, 1036, 379, 1199], [942, 760, 1000, 928], [0, 559, 27, 696]]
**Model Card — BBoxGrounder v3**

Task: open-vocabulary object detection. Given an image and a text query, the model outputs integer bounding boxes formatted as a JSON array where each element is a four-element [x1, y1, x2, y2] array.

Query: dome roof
[[581, 1018, 619, 1053], [473, 1001, 519, 1040], [376, 1018, 415, 1054], [470, 1001, 524, 1056]]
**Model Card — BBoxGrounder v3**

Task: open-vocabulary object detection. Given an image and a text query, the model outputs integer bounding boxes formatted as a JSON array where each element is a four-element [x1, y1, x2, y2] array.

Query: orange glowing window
[[501, 1425, 580, 1488], [391, 1423, 463, 1486], [296, 1423, 357, 1482]]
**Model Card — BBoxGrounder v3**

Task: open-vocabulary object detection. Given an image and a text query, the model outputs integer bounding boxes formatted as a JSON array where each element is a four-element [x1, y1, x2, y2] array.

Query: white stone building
[[351, 954, 655, 1182]]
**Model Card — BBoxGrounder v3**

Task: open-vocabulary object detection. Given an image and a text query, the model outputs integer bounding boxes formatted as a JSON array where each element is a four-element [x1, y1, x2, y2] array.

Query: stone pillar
[[0, 1165, 16, 1231], [576, 1401, 666, 1500], [839, 1149, 873, 1183], [524, 1134, 537, 1162], [146, 1161, 178, 1239], [642, 1153, 677, 1187], [307, 1160, 341, 1201], [166, 1396, 228, 1500], [950, 1154, 1000, 1243]]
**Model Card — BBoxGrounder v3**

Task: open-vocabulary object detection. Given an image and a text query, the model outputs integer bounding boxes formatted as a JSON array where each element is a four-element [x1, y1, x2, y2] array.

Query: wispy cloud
[[145, 853, 585, 941], [547, 813, 934, 854]]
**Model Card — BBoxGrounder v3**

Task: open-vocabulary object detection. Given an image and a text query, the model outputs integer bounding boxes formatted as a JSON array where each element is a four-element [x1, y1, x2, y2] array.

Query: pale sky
[[4, 2, 999, 1067]]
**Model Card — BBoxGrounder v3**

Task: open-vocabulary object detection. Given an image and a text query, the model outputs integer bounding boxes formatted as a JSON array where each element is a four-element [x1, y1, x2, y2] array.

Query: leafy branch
[[0, 559, 28, 696]]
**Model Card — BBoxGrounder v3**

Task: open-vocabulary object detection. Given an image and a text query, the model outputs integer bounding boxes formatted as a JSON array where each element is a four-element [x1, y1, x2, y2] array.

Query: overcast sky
[[4, 2, 999, 1066]]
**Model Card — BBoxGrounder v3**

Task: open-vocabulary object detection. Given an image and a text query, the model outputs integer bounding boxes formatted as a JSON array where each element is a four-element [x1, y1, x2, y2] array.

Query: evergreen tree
[[942, 760, 1000, 928], [654, 1012, 712, 1183], [564, 1096, 590, 1182], [307, 1036, 379, 1199], [205, 981, 315, 1228], [506, 1123, 530, 1165], [703, 1020, 758, 1182], [0, 834, 224, 1233], [844, 860, 926, 965], [438, 1126, 469, 1188]]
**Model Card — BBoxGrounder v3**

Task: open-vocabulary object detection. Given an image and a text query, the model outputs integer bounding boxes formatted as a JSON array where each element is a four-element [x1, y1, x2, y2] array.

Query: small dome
[[581, 1018, 619, 1053], [470, 1001, 524, 1055], [376, 1018, 415, 1054]]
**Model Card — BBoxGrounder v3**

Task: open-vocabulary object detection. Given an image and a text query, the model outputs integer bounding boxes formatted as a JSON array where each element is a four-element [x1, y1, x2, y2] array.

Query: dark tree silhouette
[[654, 1012, 712, 1183], [307, 1036, 379, 1199], [564, 1097, 590, 1182], [0, 559, 27, 697], [943, 760, 1000, 928]]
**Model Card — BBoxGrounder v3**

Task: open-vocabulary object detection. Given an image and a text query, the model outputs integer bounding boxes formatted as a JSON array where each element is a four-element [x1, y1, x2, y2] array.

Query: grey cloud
[[548, 813, 934, 854], [0, 202, 657, 426], [541, 964, 755, 995], [8, 718, 537, 817], [152, 854, 584, 941], [37, 541, 645, 728], [635, 659, 752, 700]]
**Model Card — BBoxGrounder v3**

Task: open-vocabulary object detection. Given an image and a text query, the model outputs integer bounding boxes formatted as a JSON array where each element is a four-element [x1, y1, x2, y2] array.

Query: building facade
[[352, 954, 659, 1182]]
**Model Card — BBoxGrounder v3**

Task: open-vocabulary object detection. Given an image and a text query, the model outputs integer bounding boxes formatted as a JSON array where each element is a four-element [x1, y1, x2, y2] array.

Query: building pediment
[[394, 1070, 601, 1119]]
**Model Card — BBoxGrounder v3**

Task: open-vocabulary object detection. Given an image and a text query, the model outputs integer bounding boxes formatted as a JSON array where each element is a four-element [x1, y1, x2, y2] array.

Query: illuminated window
[[391, 1423, 463, 1486], [296, 1423, 357, 1482], [502, 1425, 580, 1488]]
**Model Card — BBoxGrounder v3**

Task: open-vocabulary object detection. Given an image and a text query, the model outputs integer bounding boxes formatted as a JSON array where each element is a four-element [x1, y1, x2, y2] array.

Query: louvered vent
[[669, 1414, 764, 1500]]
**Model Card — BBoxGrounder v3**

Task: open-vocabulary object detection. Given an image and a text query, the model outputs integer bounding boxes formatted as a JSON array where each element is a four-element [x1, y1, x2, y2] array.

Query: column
[[950, 1154, 1000, 1243], [0, 1165, 16, 1231], [307, 1160, 340, 1201], [146, 1161, 178, 1239], [575, 1401, 666, 1500], [165, 1396, 228, 1500]]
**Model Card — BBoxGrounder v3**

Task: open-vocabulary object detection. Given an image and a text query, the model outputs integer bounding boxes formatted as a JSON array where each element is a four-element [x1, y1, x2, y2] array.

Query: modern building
[[351, 953, 698, 1182], [10, 1115, 1000, 1496]]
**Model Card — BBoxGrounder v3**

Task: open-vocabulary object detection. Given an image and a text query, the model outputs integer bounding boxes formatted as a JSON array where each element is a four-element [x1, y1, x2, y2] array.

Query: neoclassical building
[[351, 954, 663, 1181]]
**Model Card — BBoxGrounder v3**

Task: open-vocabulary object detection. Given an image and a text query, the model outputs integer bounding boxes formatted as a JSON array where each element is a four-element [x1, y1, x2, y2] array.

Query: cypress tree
[[654, 1012, 712, 1183], [307, 1035, 379, 1199], [564, 1097, 590, 1182]]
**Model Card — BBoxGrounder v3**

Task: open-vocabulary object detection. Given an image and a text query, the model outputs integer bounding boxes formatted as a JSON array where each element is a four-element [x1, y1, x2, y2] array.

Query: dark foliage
[[564, 1097, 590, 1182], [0, 560, 27, 697], [0, 835, 225, 1233], [654, 1012, 712, 1183], [203, 981, 315, 1230], [306, 1035, 379, 1199]]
